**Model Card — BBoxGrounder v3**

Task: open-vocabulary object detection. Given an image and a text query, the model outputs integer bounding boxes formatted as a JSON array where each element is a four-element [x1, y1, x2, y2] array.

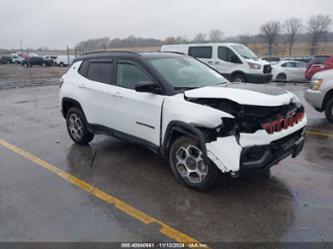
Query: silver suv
[[305, 69, 333, 123]]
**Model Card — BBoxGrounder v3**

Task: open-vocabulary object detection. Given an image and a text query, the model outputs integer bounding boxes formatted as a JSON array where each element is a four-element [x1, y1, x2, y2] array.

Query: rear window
[[86, 61, 113, 84], [188, 46, 212, 59], [310, 56, 329, 64]]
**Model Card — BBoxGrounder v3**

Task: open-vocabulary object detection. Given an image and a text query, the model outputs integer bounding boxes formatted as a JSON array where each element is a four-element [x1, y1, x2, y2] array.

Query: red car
[[305, 55, 333, 80]]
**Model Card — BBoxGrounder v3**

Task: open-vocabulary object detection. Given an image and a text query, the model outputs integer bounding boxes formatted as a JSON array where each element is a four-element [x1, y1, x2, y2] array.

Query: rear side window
[[310, 56, 329, 64], [86, 61, 113, 84], [218, 47, 241, 63], [188, 46, 212, 59], [78, 60, 89, 76], [284, 62, 296, 68], [116, 62, 151, 89]]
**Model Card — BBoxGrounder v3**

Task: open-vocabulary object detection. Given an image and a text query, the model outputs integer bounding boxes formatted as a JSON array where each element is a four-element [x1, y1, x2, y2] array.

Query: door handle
[[112, 92, 123, 98], [78, 83, 87, 89], [207, 61, 213, 64]]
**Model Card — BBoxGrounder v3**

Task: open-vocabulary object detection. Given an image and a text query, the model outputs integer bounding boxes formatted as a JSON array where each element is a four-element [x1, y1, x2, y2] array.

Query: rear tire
[[325, 97, 333, 123], [231, 74, 246, 82], [66, 107, 94, 145], [277, 73, 287, 82], [169, 136, 219, 190]]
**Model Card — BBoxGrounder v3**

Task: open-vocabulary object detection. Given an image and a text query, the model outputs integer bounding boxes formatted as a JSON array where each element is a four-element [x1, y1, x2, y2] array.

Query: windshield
[[231, 45, 257, 59], [147, 56, 228, 89]]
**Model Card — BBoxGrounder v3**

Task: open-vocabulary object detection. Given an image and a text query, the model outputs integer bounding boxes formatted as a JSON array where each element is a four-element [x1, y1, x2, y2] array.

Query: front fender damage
[[206, 135, 242, 173]]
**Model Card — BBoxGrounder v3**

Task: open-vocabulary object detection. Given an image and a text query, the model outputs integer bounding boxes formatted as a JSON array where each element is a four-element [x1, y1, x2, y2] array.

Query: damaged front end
[[187, 97, 306, 176]]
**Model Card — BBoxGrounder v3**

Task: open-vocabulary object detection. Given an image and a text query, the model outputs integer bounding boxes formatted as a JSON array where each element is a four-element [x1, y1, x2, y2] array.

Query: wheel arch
[[161, 121, 208, 162], [322, 89, 333, 110], [231, 71, 247, 81], [61, 97, 83, 119]]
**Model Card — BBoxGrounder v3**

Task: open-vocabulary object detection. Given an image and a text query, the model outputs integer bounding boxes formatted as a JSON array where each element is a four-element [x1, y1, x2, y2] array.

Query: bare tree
[[307, 15, 332, 55], [209, 29, 223, 42], [260, 21, 281, 56], [192, 33, 206, 43], [284, 18, 303, 56], [238, 33, 251, 46]]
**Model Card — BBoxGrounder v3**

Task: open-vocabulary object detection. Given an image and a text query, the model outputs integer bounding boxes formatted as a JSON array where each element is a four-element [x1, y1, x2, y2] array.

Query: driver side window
[[116, 62, 151, 89], [218, 47, 242, 63]]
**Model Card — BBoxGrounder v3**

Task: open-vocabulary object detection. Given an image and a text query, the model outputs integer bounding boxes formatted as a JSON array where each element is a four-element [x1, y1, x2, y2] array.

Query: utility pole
[[67, 45, 70, 65], [20, 40, 23, 51]]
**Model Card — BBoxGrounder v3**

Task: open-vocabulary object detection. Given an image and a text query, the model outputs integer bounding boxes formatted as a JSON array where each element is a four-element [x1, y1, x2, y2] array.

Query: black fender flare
[[61, 97, 83, 118], [161, 121, 208, 163]]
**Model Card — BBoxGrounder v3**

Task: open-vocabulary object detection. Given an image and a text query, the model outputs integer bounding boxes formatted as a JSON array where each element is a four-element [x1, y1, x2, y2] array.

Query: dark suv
[[0, 55, 13, 64], [22, 57, 53, 67]]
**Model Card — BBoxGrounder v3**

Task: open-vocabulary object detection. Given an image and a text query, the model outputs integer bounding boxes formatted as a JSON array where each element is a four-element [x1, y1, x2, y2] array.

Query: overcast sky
[[0, 0, 332, 49]]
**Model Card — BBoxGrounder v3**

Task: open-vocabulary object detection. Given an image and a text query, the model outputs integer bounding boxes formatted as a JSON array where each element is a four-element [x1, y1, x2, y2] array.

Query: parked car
[[0, 55, 13, 64], [11, 54, 25, 64], [272, 60, 307, 82], [54, 55, 75, 67], [305, 69, 333, 123], [43, 55, 57, 61], [22, 56, 53, 67], [59, 51, 306, 190], [262, 56, 281, 65], [161, 43, 272, 83], [305, 55, 333, 80]]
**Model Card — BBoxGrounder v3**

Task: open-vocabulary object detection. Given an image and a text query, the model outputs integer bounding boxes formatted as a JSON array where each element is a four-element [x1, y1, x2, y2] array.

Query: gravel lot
[[0, 64, 67, 89]]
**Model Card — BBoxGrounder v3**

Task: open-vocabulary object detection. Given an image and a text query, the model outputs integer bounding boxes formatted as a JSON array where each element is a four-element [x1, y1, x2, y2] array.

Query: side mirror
[[135, 81, 158, 93]]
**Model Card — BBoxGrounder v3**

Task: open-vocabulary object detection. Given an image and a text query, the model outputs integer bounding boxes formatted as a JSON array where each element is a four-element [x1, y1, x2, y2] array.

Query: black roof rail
[[161, 51, 186, 55], [83, 50, 140, 55]]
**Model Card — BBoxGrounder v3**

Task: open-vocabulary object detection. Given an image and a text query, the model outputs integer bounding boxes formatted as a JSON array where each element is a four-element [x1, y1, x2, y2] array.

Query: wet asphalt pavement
[[0, 83, 332, 245]]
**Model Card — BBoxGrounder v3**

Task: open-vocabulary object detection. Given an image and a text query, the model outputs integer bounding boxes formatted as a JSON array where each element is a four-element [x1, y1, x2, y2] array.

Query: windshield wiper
[[174, 86, 198, 90], [215, 82, 228, 85]]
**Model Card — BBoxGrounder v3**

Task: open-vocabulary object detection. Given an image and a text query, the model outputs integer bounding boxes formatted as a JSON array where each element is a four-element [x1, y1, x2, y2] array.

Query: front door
[[111, 59, 165, 147]]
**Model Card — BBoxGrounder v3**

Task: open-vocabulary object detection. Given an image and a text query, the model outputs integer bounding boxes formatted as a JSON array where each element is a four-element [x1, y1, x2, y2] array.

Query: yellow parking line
[[305, 130, 333, 137], [0, 138, 202, 245]]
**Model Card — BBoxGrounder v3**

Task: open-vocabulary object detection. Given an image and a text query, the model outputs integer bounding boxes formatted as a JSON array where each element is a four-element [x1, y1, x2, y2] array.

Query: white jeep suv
[[59, 51, 307, 190]]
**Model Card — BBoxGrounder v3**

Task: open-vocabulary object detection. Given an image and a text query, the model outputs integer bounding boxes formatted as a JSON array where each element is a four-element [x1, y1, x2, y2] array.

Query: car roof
[[277, 60, 304, 64], [162, 42, 243, 47], [73, 51, 184, 63]]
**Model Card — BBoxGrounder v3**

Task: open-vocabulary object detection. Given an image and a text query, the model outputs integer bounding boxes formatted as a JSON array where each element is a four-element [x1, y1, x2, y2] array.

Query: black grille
[[263, 65, 272, 73]]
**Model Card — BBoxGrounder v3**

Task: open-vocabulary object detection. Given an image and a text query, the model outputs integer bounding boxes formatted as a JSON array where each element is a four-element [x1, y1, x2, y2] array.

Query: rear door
[[283, 61, 298, 80], [111, 59, 165, 147], [295, 62, 307, 81], [76, 59, 117, 127]]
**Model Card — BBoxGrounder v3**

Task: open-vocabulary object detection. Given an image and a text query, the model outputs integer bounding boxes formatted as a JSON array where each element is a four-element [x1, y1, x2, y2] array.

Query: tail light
[[59, 78, 64, 88]]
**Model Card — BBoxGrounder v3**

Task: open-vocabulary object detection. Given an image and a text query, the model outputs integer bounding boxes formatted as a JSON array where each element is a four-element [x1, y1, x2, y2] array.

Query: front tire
[[169, 136, 219, 190], [325, 97, 333, 123], [231, 74, 246, 82], [66, 107, 94, 145]]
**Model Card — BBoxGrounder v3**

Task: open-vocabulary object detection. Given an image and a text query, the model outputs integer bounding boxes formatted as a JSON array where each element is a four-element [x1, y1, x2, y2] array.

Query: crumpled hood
[[184, 83, 296, 107]]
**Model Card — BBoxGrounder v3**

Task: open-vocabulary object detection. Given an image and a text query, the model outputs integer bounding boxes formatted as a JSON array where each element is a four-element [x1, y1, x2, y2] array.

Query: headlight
[[291, 95, 302, 108], [310, 79, 323, 90], [248, 62, 261, 70]]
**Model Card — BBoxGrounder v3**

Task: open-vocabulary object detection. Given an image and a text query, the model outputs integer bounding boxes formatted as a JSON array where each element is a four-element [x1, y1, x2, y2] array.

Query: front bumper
[[245, 73, 273, 84], [240, 129, 305, 174], [206, 116, 307, 175], [305, 89, 324, 112]]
